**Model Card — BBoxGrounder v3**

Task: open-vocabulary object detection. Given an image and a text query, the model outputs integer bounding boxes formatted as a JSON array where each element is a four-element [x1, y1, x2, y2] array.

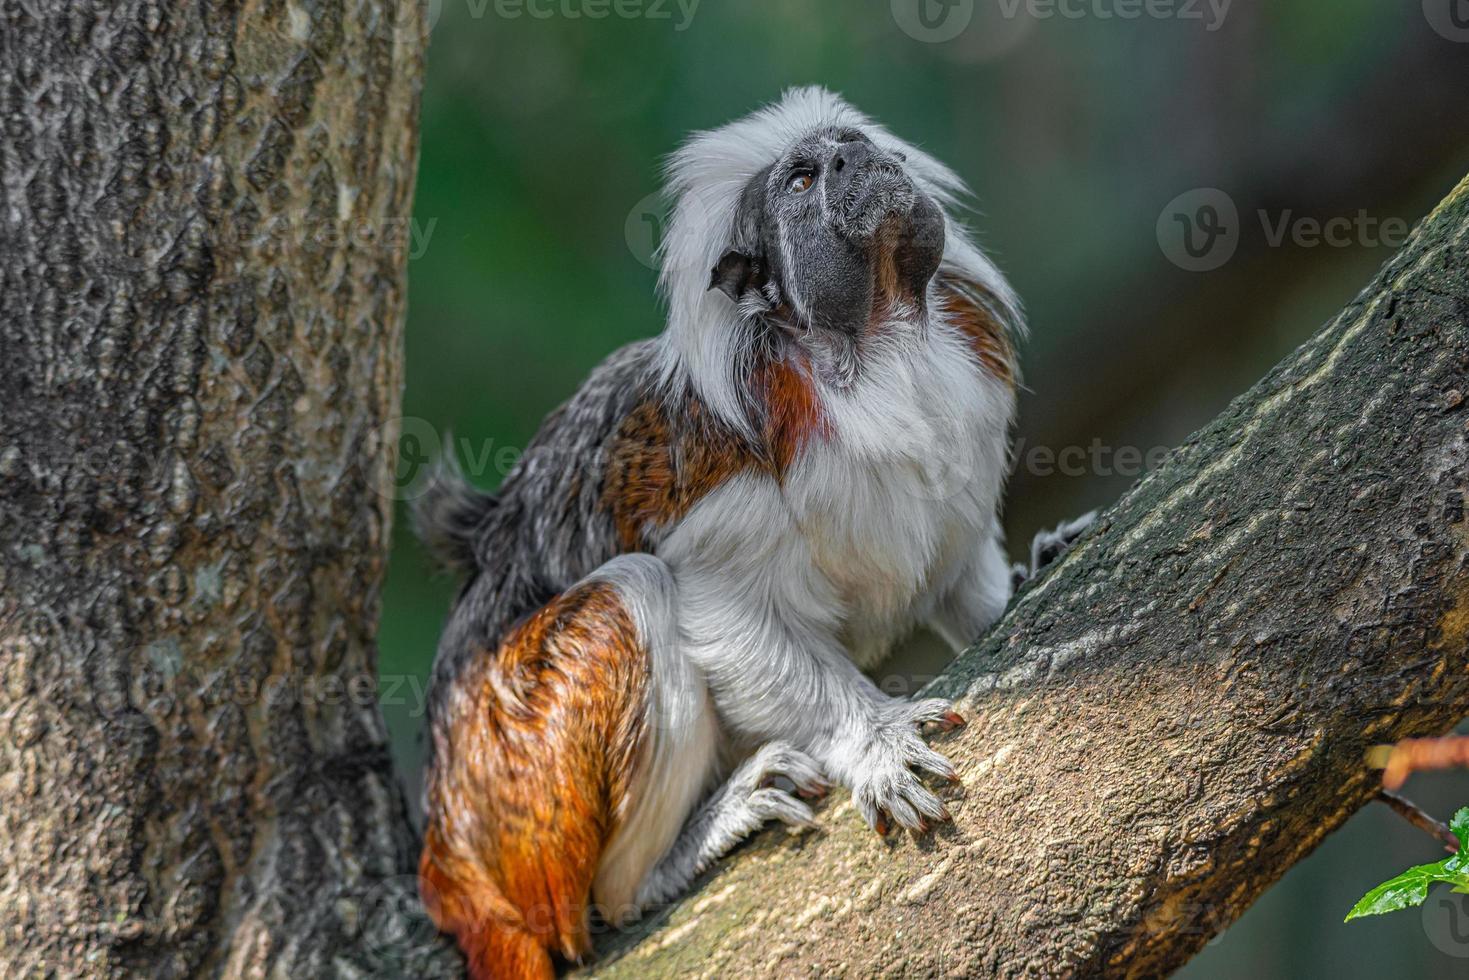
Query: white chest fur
[[658, 321, 1015, 674], [785, 322, 1014, 663]]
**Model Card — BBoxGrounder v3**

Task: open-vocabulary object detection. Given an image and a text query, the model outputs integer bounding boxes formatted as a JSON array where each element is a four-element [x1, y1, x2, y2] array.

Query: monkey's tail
[[420, 829, 556, 980], [411, 442, 495, 577], [462, 921, 554, 980]]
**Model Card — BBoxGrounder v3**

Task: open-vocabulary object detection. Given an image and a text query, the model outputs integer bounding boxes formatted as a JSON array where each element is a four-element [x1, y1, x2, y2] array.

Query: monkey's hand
[[837, 698, 964, 835], [730, 741, 831, 830], [632, 740, 830, 911]]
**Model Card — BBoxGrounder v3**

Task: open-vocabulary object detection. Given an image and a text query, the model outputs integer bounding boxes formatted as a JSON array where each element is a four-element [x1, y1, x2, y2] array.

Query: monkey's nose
[[826, 139, 914, 240], [829, 142, 874, 187]]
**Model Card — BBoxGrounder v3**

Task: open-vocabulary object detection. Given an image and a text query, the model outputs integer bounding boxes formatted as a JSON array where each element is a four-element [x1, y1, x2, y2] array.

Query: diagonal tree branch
[[590, 173, 1469, 978]]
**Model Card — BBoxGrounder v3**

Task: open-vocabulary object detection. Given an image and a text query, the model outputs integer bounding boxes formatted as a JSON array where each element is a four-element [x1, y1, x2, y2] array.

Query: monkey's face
[[708, 127, 945, 337]]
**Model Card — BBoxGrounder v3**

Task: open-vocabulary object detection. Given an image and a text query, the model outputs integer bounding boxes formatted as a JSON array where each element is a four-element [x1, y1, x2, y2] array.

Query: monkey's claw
[[846, 698, 964, 834], [795, 781, 829, 801], [747, 787, 818, 830], [923, 710, 967, 736]]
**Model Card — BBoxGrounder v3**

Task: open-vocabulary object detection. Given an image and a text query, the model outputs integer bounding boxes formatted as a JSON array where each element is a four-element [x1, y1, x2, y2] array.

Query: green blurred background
[[379, 1, 1469, 974]]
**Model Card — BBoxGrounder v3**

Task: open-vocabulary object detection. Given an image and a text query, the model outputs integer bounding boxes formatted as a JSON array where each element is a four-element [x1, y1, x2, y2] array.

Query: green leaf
[[1345, 862, 1449, 921], [1346, 809, 1469, 922], [1450, 807, 1469, 848]]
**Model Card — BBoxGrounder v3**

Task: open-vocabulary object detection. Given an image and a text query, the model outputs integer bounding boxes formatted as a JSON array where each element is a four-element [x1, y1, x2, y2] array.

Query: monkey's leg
[[673, 572, 966, 836], [585, 555, 724, 923], [632, 741, 829, 910], [421, 554, 716, 977], [670, 621, 953, 835]]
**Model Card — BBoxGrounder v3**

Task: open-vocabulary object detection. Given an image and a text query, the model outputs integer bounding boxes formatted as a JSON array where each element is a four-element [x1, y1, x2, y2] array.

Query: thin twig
[[1375, 789, 1459, 853]]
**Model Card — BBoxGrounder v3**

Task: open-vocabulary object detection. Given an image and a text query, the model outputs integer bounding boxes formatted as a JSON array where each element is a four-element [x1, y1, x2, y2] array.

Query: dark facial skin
[[709, 127, 946, 344]]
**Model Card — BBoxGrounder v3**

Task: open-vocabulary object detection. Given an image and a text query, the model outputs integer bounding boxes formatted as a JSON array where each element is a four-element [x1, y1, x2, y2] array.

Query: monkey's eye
[[787, 169, 815, 194]]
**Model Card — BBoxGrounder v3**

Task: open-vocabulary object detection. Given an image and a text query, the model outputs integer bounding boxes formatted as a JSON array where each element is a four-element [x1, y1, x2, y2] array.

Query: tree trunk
[[0, 2, 459, 976], [591, 176, 1469, 977]]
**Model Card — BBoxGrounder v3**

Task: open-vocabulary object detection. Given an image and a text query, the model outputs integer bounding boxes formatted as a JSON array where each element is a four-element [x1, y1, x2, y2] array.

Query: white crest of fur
[[654, 85, 1023, 436]]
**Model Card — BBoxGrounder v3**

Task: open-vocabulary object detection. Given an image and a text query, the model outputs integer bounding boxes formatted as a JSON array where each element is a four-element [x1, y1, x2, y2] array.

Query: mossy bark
[[591, 176, 1469, 977], [0, 1, 459, 975]]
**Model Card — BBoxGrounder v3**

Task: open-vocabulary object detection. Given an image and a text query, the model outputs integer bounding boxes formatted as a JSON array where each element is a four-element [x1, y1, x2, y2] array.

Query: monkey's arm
[[929, 512, 1097, 651], [671, 562, 962, 833], [926, 530, 1014, 652]]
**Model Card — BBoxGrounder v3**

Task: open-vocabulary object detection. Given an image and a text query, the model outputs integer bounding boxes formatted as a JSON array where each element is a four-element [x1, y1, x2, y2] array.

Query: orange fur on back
[[602, 397, 750, 551], [938, 279, 1017, 387], [420, 583, 649, 979], [601, 376, 825, 549]]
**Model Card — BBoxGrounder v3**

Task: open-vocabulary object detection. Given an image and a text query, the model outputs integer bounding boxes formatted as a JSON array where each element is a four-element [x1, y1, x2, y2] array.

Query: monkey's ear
[[709, 250, 757, 301]]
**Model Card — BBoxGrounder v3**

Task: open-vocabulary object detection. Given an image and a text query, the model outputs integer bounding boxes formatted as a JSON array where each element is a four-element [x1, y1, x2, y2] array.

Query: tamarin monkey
[[414, 87, 1090, 978]]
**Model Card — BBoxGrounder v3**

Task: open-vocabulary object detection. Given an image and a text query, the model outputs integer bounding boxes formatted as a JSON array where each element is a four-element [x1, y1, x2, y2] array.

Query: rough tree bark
[[0, 2, 459, 976], [590, 178, 1469, 977]]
